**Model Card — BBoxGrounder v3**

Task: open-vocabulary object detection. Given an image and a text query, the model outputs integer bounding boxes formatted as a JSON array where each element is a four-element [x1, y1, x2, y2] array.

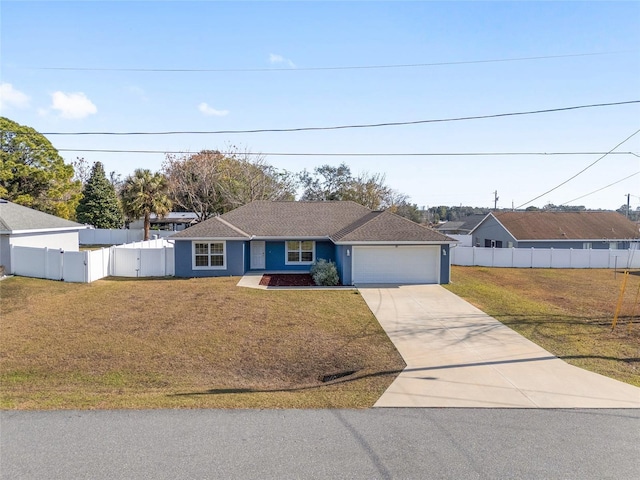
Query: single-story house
[[0, 199, 88, 273], [436, 214, 487, 235], [129, 212, 198, 231], [171, 201, 456, 284], [470, 211, 640, 249]]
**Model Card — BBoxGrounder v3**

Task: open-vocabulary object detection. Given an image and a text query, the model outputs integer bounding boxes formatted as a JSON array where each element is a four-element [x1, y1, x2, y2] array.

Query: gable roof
[[436, 214, 488, 234], [0, 200, 85, 234], [332, 211, 451, 243], [483, 211, 640, 241], [172, 201, 454, 243]]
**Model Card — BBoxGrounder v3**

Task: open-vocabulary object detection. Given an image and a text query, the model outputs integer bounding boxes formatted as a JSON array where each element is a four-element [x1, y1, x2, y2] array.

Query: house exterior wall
[[440, 244, 450, 284], [472, 216, 517, 248], [339, 244, 449, 285], [9, 231, 80, 251], [0, 235, 10, 272], [517, 240, 631, 250], [263, 240, 335, 271], [174, 240, 245, 277], [335, 245, 352, 285]]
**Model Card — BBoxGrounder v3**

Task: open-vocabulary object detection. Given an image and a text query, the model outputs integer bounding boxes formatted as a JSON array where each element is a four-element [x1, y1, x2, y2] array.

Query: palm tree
[[121, 169, 172, 240]]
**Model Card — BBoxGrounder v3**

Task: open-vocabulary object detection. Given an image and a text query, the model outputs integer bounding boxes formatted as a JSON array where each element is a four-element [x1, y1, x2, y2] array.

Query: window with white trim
[[193, 241, 226, 269], [286, 240, 315, 264]]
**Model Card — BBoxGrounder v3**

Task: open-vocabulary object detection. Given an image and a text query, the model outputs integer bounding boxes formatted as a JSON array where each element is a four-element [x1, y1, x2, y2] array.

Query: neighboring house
[[129, 212, 198, 231], [0, 199, 88, 273], [171, 201, 456, 284], [436, 214, 487, 235], [470, 211, 640, 249]]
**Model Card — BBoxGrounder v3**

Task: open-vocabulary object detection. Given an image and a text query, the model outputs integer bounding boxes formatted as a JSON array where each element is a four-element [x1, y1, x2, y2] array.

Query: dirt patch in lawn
[[259, 273, 316, 287]]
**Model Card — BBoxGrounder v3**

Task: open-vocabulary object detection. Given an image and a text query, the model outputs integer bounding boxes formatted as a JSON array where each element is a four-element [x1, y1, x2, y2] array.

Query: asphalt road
[[1, 409, 639, 479]]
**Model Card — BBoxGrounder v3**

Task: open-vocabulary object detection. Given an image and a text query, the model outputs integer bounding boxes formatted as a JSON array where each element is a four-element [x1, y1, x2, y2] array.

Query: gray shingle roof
[[491, 211, 640, 240], [171, 216, 250, 238], [171, 200, 454, 243], [333, 211, 453, 243], [437, 214, 488, 234], [0, 200, 85, 233]]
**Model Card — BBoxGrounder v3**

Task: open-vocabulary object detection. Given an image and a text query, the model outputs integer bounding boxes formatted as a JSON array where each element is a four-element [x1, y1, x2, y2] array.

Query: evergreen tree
[[76, 162, 124, 228], [1, 116, 81, 219]]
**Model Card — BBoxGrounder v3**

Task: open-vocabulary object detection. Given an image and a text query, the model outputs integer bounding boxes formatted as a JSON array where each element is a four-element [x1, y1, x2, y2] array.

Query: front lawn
[[0, 276, 405, 409], [445, 267, 640, 386]]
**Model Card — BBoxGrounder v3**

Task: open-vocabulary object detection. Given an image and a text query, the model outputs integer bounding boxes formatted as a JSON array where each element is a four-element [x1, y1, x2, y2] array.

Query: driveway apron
[[359, 285, 640, 408]]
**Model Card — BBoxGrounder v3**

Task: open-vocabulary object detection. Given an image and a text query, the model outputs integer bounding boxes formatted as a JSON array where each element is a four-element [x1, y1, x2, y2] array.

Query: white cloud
[[269, 53, 296, 68], [198, 102, 229, 117], [0, 83, 30, 110], [50, 91, 97, 119]]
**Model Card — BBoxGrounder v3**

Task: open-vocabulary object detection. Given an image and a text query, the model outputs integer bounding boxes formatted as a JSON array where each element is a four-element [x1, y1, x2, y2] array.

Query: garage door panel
[[353, 246, 439, 284]]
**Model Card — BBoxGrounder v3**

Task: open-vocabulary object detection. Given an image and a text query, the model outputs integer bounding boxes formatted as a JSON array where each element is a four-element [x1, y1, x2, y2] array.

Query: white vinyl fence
[[79, 228, 174, 245], [451, 246, 640, 269], [10, 239, 174, 283]]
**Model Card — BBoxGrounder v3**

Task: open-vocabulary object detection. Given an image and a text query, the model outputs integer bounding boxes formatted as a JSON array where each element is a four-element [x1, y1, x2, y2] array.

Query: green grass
[[0, 276, 405, 410], [445, 267, 640, 386]]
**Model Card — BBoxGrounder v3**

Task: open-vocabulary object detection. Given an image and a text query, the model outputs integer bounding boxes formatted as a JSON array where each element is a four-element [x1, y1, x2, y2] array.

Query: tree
[[299, 163, 393, 210], [215, 149, 297, 210], [388, 201, 423, 223], [76, 162, 124, 228], [0, 116, 81, 219], [162, 148, 296, 221], [616, 204, 639, 221], [120, 169, 172, 240], [72, 157, 94, 185]]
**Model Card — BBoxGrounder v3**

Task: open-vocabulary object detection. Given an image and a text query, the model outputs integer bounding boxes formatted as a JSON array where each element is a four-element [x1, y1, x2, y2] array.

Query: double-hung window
[[286, 240, 315, 264], [193, 241, 226, 269]]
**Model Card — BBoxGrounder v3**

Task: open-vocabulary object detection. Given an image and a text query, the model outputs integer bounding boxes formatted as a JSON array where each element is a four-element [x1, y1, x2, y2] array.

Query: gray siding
[[472, 216, 517, 248], [518, 241, 626, 249]]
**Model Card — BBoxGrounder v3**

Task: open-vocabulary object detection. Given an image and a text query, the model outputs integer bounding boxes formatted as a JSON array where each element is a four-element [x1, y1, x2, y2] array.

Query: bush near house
[[310, 259, 340, 286]]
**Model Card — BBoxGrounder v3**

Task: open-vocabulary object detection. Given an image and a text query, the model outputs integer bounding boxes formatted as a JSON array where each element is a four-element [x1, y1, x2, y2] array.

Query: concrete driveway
[[358, 285, 640, 408]]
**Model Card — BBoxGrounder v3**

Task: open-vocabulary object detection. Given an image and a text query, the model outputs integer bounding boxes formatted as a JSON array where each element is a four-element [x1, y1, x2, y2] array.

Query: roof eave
[[4, 226, 89, 234], [334, 240, 458, 245], [520, 238, 640, 242], [172, 236, 250, 241]]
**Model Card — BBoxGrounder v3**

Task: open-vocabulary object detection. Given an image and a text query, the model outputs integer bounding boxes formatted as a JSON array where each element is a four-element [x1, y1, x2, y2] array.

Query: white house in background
[[129, 212, 198, 231], [0, 200, 88, 273]]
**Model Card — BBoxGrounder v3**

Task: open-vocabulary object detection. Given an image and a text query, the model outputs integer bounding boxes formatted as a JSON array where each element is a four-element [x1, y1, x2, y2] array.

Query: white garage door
[[352, 246, 440, 284]]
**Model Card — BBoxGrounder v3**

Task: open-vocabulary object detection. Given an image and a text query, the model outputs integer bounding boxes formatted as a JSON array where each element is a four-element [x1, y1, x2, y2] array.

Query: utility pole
[[626, 193, 631, 218], [493, 190, 499, 210]]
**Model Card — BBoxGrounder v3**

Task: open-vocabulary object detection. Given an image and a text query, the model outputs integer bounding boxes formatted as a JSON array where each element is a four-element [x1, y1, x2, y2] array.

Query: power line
[[54, 149, 640, 156], [561, 171, 640, 205], [515, 128, 640, 209], [36, 100, 640, 136], [23, 51, 629, 73]]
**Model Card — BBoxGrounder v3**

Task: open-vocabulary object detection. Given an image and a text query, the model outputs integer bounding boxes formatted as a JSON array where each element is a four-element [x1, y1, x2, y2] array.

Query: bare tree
[[299, 163, 393, 210], [162, 148, 297, 221], [72, 157, 94, 186]]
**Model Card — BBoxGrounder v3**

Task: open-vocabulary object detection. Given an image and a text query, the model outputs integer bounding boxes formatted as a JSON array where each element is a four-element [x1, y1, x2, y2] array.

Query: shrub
[[310, 259, 339, 286]]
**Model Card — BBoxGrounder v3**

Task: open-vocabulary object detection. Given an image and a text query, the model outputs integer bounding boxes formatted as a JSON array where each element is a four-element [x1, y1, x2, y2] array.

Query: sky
[[1, 0, 639, 211]]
